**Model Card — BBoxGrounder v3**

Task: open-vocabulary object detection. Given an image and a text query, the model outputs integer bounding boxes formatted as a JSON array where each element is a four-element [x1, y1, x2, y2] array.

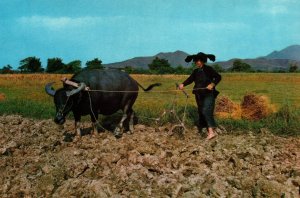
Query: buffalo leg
[[128, 111, 135, 134], [74, 113, 82, 136], [75, 121, 83, 136], [114, 113, 127, 138]]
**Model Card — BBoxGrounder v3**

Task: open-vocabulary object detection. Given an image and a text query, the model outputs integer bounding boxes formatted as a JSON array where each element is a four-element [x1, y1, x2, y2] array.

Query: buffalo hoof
[[76, 128, 82, 137], [114, 128, 122, 139]]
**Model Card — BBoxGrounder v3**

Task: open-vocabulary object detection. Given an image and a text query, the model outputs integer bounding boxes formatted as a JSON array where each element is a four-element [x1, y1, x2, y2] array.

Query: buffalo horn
[[45, 82, 56, 96], [66, 82, 86, 97]]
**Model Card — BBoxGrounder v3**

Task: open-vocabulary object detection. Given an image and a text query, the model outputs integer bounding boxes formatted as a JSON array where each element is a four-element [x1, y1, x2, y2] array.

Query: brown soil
[[0, 115, 299, 197]]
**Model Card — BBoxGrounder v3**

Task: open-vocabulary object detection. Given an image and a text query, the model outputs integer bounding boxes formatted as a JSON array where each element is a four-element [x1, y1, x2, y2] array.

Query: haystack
[[241, 93, 274, 120], [215, 95, 241, 119]]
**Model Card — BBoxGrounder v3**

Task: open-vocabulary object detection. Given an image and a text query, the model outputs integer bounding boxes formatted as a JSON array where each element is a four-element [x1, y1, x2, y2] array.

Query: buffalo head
[[45, 82, 86, 125]]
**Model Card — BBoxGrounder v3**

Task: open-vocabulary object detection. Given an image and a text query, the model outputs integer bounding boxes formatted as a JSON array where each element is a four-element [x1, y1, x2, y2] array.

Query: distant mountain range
[[217, 45, 300, 71], [104, 50, 189, 69], [104, 45, 300, 71]]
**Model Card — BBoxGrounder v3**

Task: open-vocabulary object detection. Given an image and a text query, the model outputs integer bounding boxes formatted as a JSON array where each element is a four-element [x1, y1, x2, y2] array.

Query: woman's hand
[[206, 83, 215, 90], [178, 83, 184, 90]]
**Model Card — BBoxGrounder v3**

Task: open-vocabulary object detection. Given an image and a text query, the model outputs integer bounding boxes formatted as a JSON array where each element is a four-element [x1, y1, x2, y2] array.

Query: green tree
[[64, 60, 82, 73], [148, 57, 174, 74], [46, 58, 65, 73], [124, 66, 134, 73], [230, 59, 252, 72], [85, 58, 103, 70], [174, 65, 186, 74], [0, 65, 14, 74], [18, 57, 43, 73], [289, 63, 298, 72], [212, 64, 225, 72]]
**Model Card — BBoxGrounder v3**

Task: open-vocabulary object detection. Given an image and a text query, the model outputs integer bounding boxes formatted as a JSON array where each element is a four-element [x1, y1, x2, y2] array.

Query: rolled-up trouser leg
[[195, 94, 208, 129], [201, 93, 217, 128]]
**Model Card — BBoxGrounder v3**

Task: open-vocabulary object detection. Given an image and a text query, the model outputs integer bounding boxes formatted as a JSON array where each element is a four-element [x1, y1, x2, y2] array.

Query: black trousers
[[195, 92, 217, 129]]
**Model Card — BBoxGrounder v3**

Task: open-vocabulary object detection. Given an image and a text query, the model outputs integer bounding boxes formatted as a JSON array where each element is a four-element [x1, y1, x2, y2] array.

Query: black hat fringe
[[185, 52, 216, 63]]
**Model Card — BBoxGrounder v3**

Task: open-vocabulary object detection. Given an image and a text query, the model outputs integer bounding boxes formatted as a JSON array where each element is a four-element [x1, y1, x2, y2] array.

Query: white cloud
[[187, 21, 248, 31], [17, 15, 122, 30], [258, 0, 296, 15]]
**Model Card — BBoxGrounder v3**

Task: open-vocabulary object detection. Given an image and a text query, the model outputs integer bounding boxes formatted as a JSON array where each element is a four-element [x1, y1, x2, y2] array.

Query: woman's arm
[[179, 70, 195, 90]]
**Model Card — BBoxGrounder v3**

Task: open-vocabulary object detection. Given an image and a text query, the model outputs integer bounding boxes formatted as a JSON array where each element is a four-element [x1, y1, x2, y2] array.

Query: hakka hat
[[185, 52, 216, 63]]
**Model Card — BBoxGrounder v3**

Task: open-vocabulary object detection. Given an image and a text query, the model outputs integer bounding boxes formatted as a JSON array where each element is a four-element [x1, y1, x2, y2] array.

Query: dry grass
[[241, 93, 275, 120], [215, 95, 241, 119], [215, 94, 276, 121]]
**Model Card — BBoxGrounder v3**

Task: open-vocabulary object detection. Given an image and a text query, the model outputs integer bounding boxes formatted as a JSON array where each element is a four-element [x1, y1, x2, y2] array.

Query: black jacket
[[182, 65, 221, 96]]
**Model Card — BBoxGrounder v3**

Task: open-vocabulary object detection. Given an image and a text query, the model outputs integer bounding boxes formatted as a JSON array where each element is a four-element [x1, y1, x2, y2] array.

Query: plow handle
[[175, 83, 189, 98]]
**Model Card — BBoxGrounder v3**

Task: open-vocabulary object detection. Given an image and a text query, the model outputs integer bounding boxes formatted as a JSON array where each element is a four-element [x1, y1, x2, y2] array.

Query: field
[[0, 73, 299, 133], [1, 73, 300, 112], [0, 73, 300, 197]]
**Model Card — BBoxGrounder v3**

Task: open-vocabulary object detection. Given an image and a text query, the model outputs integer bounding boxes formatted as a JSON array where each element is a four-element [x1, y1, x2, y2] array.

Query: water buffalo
[[45, 69, 161, 138]]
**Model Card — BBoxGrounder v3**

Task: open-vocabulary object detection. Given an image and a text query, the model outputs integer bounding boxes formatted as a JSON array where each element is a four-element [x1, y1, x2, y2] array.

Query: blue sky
[[1, 0, 300, 68]]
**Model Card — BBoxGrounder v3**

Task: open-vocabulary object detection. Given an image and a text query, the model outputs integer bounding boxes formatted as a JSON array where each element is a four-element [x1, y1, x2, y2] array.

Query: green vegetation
[[289, 63, 298, 72], [85, 58, 104, 70], [18, 57, 44, 73], [0, 73, 299, 135], [230, 59, 253, 72], [2, 56, 299, 74]]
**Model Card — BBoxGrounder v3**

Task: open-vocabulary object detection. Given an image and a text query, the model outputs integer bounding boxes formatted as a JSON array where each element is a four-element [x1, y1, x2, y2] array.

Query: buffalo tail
[[136, 82, 162, 92]]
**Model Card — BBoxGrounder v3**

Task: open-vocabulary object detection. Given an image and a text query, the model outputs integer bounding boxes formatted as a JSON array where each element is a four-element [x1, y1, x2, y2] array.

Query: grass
[[0, 73, 299, 135]]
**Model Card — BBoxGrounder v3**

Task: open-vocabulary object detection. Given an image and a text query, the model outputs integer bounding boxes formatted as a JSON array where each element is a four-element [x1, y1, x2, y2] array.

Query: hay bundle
[[215, 96, 241, 119], [0, 93, 5, 101], [241, 93, 274, 120]]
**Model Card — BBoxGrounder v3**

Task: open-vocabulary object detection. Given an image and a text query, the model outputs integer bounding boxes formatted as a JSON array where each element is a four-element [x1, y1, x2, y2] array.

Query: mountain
[[263, 45, 300, 60], [216, 45, 300, 71], [103, 45, 300, 71], [215, 58, 300, 71], [103, 50, 189, 69]]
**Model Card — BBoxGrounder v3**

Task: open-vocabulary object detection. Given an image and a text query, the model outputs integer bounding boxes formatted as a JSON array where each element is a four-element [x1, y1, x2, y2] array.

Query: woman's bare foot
[[206, 132, 217, 140], [206, 127, 217, 140]]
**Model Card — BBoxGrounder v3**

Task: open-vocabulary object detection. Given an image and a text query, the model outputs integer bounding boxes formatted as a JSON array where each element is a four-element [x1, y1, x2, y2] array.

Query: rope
[[87, 91, 107, 131], [85, 87, 207, 93], [59, 96, 71, 115]]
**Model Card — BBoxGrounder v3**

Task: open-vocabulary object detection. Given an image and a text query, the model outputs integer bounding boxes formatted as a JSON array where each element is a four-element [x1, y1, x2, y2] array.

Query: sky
[[0, 0, 300, 69]]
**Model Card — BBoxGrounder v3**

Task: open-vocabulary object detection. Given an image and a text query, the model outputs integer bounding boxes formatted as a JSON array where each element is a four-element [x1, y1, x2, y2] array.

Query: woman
[[179, 52, 221, 140]]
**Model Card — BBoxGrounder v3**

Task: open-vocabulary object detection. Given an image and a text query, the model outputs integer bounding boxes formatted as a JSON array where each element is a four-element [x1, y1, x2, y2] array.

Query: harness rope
[[87, 91, 107, 131], [85, 87, 207, 93], [59, 95, 71, 115]]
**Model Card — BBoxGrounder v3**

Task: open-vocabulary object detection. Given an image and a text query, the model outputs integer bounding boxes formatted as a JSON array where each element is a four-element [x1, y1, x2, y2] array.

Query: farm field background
[[0, 72, 299, 131]]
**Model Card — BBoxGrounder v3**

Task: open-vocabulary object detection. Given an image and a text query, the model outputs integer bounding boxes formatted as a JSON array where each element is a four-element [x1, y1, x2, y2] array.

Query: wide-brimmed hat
[[185, 52, 216, 63]]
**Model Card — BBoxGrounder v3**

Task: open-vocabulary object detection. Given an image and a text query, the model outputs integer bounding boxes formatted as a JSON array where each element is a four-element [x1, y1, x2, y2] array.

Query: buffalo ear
[[45, 82, 56, 96]]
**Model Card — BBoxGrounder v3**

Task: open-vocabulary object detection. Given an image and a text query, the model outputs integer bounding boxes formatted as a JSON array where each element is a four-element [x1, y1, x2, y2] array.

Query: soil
[[0, 115, 299, 197]]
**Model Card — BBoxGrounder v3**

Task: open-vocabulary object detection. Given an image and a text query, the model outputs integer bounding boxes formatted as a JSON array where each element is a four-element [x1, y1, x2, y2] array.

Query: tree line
[[0, 57, 103, 74], [0, 56, 298, 74]]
